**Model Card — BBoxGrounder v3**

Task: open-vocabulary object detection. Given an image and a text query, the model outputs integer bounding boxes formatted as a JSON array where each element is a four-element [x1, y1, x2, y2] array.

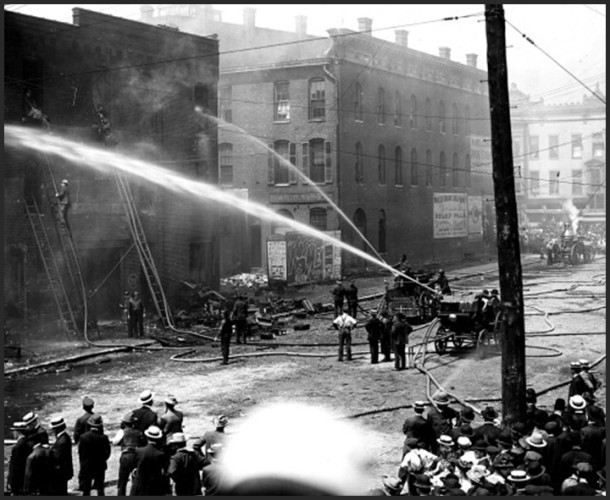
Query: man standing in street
[[22, 411, 49, 446], [160, 394, 184, 444], [167, 432, 203, 496], [333, 309, 357, 362], [364, 313, 383, 364], [379, 311, 393, 362], [49, 416, 73, 495], [131, 425, 170, 496], [232, 294, 249, 344], [345, 279, 359, 318], [401, 401, 437, 457], [112, 412, 145, 497], [219, 309, 233, 365], [78, 414, 111, 496], [119, 291, 132, 337], [201, 415, 229, 466], [74, 396, 96, 445], [331, 279, 346, 318], [129, 291, 145, 338], [391, 312, 412, 371], [132, 390, 160, 434], [427, 391, 459, 453], [23, 442, 53, 495], [7, 421, 33, 496]]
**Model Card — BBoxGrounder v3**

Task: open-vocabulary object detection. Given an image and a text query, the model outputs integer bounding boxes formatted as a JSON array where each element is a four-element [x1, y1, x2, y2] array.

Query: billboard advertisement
[[433, 193, 468, 239]]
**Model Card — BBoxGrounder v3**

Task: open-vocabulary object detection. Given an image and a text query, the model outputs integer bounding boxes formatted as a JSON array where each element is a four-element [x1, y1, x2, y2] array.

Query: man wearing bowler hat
[[132, 425, 170, 495], [132, 389, 160, 433], [78, 414, 111, 496], [49, 416, 73, 495]]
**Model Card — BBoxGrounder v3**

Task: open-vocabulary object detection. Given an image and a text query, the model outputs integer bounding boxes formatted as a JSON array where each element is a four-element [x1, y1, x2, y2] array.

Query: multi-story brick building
[[510, 83, 606, 231], [4, 9, 219, 324], [140, 5, 495, 277]]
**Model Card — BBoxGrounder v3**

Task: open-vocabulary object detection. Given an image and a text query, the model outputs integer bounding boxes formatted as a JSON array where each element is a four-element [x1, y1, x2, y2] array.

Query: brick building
[[4, 9, 219, 324], [510, 83, 606, 231], [140, 5, 495, 277]]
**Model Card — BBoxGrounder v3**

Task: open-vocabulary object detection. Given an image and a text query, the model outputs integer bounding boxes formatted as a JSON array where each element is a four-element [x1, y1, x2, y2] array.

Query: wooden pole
[[484, 4, 527, 424]]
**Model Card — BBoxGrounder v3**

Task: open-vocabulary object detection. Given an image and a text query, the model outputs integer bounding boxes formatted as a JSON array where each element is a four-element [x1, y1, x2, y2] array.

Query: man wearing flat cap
[[160, 394, 184, 443], [112, 412, 145, 496], [7, 421, 33, 496], [78, 414, 111, 496], [132, 389, 161, 433], [168, 432, 203, 495], [132, 425, 170, 495], [50, 416, 73, 495]]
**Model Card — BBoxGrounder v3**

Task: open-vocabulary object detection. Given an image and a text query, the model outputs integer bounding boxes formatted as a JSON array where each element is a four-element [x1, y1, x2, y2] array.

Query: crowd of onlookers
[[6, 358, 605, 496]]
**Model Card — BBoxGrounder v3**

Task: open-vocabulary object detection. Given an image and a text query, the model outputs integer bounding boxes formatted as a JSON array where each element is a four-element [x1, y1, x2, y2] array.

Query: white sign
[[433, 193, 468, 239], [467, 196, 483, 235], [266, 239, 287, 281], [470, 136, 492, 175]]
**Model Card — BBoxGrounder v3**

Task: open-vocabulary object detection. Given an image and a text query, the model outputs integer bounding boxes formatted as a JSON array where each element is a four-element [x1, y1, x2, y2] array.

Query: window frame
[[378, 144, 386, 185], [394, 146, 403, 186], [308, 78, 326, 121], [274, 81, 291, 122], [410, 148, 418, 186], [377, 87, 386, 125], [218, 143, 233, 186]]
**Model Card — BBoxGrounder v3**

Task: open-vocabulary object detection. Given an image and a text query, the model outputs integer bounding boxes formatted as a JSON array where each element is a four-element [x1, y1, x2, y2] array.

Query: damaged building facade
[[140, 5, 495, 277], [4, 9, 220, 326]]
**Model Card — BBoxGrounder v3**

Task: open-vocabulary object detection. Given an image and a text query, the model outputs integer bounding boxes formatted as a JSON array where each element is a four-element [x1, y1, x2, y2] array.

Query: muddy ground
[[4, 255, 606, 494]]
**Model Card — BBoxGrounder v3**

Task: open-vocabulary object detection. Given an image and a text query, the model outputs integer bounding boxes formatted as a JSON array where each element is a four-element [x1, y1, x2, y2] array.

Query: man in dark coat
[[73, 396, 96, 445], [567, 361, 588, 400], [167, 432, 203, 495], [160, 394, 184, 443], [131, 425, 170, 496], [7, 421, 34, 496], [231, 294, 249, 344], [219, 309, 233, 365], [472, 406, 502, 446], [128, 291, 145, 338], [78, 414, 111, 496], [426, 391, 459, 453], [401, 401, 437, 456], [365, 313, 384, 364], [202, 443, 225, 495], [132, 389, 160, 433], [330, 280, 346, 318], [23, 442, 54, 495], [559, 432, 593, 482], [201, 415, 229, 466], [379, 311, 393, 362], [49, 416, 74, 495], [580, 405, 606, 469], [22, 411, 49, 446], [390, 312, 412, 371], [345, 280, 359, 318], [112, 412, 146, 496]]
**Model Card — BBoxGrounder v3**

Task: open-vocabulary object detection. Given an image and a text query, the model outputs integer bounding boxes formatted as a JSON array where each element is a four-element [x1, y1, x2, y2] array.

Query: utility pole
[[485, 4, 527, 424]]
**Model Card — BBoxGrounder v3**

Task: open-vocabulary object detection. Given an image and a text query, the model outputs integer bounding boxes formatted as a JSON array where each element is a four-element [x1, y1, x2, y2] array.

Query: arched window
[[355, 82, 363, 121], [452, 153, 459, 187], [194, 82, 209, 109], [394, 147, 403, 186], [440, 151, 446, 187], [309, 207, 327, 230], [411, 148, 418, 186], [425, 149, 433, 186], [439, 100, 446, 134], [378, 209, 387, 253], [354, 209, 367, 251], [465, 105, 471, 136], [425, 98, 432, 131], [410, 94, 417, 129], [377, 87, 386, 124], [378, 145, 386, 184], [355, 142, 364, 183], [465, 153, 471, 188], [394, 91, 402, 127], [219, 143, 233, 186], [452, 103, 459, 135]]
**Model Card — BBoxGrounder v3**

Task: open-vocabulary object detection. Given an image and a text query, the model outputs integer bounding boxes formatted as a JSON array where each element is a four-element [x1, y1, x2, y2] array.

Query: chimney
[[295, 15, 307, 37], [394, 29, 409, 47], [140, 5, 154, 21], [243, 7, 256, 32], [439, 47, 451, 60], [357, 17, 373, 35], [466, 53, 478, 68]]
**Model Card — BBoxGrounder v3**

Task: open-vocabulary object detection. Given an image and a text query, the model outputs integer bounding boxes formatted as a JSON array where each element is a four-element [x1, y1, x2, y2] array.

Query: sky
[[4, 3, 606, 104]]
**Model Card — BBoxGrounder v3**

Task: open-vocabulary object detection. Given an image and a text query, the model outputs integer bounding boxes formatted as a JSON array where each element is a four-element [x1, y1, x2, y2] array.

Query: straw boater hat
[[11, 421, 28, 432], [570, 361, 582, 371], [437, 435, 454, 447], [569, 395, 587, 411], [578, 359, 590, 369], [22, 412, 38, 427], [507, 470, 530, 483], [168, 432, 187, 445], [413, 401, 426, 412], [525, 432, 547, 449], [457, 436, 472, 448], [50, 416, 66, 430], [144, 425, 163, 440], [139, 390, 154, 405], [61, 179, 69, 185]]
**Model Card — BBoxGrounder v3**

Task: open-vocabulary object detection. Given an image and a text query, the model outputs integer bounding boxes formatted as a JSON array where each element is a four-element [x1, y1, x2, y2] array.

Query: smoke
[[562, 199, 581, 234]]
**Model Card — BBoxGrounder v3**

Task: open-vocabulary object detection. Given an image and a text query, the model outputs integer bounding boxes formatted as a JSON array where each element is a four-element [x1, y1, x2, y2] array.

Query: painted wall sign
[[433, 193, 468, 239]]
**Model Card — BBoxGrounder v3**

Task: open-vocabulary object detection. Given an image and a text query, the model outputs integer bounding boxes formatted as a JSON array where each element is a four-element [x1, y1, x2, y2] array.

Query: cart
[[377, 271, 438, 324]]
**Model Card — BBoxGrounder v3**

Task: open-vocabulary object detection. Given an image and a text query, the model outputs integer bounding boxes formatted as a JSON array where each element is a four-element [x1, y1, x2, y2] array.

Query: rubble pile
[[220, 272, 268, 289]]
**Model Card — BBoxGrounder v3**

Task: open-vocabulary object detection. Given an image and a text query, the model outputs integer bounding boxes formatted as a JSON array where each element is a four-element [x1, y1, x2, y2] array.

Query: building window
[[309, 78, 325, 120], [394, 91, 402, 127], [572, 170, 583, 196], [439, 100, 446, 134], [377, 87, 386, 125], [549, 170, 560, 195], [592, 133, 605, 158], [305, 139, 330, 183], [425, 98, 432, 131], [426, 150, 433, 186], [452, 153, 459, 187], [219, 143, 233, 186], [378, 209, 387, 253], [354, 208, 367, 246], [219, 85, 232, 123], [549, 135, 559, 160], [273, 140, 291, 184], [309, 208, 327, 230], [513, 137, 522, 158], [571, 134, 582, 159], [394, 147, 403, 186], [530, 171, 540, 197], [465, 154, 471, 188], [439, 152, 446, 187], [194, 82, 209, 110], [591, 193, 605, 210], [589, 168, 601, 192], [529, 135, 539, 160], [355, 82, 363, 121], [411, 148, 418, 186], [378, 144, 386, 184], [464, 105, 471, 136], [452, 103, 459, 135], [355, 142, 364, 183], [410, 95, 417, 129], [274, 81, 290, 121]]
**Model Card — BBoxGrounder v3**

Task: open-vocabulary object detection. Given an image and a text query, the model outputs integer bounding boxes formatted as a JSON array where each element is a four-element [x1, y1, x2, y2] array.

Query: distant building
[[141, 5, 495, 276], [4, 9, 220, 324], [510, 83, 606, 231]]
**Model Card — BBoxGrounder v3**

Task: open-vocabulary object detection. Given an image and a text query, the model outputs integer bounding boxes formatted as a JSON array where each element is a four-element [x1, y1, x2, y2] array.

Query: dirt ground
[[4, 254, 606, 494]]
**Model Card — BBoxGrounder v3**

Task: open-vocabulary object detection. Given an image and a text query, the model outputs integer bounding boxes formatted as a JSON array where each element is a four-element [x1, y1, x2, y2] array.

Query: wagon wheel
[[476, 329, 490, 360], [434, 326, 449, 355], [452, 334, 465, 348]]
